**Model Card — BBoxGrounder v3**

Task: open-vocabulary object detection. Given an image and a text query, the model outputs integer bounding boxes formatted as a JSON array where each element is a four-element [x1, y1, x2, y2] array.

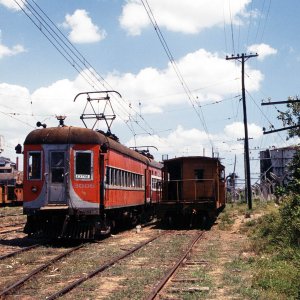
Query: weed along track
[[0, 227, 163, 299], [0, 242, 85, 297], [0, 244, 40, 261], [56, 230, 205, 300], [146, 230, 206, 300]]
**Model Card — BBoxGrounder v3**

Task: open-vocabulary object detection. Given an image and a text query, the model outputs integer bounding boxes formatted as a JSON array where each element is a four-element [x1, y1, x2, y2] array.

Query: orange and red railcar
[[23, 125, 162, 238]]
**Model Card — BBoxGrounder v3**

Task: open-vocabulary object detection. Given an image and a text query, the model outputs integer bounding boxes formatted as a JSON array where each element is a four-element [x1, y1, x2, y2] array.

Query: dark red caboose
[[158, 156, 225, 227]]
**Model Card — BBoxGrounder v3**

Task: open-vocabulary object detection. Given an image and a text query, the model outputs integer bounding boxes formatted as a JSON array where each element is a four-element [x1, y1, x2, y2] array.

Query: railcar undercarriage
[[23, 205, 153, 239]]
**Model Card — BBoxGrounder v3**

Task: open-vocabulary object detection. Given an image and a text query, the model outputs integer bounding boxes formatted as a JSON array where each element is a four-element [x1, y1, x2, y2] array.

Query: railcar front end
[[23, 126, 162, 239]]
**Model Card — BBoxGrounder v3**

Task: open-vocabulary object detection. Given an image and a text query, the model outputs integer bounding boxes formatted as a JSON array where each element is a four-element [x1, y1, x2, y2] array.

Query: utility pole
[[226, 53, 258, 210]]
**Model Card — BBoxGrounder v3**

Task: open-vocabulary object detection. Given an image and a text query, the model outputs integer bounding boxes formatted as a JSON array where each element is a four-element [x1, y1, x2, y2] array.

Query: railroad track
[[0, 221, 25, 229], [0, 243, 85, 297], [0, 227, 164, 299], [0, 228, 207, 299], [0, 225, 24, 235], [0, 244, 39, 261], [47, 232, 165, 300], [0, 213, 23, 218], [146, 230, 205, 300]]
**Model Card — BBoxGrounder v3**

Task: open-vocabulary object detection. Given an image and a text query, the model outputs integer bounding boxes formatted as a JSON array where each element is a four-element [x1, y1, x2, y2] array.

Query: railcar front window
[[75, 151, 92, 180], [51, 152, 65, 183], [28, 152, 41, 180]]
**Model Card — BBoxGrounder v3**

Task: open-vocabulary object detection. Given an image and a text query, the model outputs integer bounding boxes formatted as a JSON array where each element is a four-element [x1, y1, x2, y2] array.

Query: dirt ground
[[195, 213, 256, 299]]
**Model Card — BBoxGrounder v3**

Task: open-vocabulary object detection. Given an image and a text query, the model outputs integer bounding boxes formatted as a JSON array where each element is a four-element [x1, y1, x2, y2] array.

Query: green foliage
[[279, 194, 300, 246], [249, 194, 300, 299], [277, 101, 300, 138], [218, 209, 235, 230], [274, 185, 286, 198], [253, 257, 300, 298]]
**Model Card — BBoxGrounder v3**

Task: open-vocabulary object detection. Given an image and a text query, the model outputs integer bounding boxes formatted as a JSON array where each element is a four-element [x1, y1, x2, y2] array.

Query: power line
[[140, 0, 214, 149], [13, 0, 161, 140]]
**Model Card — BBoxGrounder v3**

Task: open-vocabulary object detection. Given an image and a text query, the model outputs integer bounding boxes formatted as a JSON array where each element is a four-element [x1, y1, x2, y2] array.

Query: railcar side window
[[105, 166, 143, 189], [28, 152, 42, 180], [194, 169, 204, 182], [220, 169, 225, 182], [75, 151, 93, 180], [151, 177, 162, 190]]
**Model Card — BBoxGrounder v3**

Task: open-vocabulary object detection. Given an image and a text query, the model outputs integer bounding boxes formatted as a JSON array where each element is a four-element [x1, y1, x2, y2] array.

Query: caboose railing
[[162, 178, 217, 203]]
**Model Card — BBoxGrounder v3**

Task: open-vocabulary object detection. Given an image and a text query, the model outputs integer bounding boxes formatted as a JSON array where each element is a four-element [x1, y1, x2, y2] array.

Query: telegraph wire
[[140, 0, 214, 149], [254, 0, 267, 44], [246, 0, 254, 48], [258, 0, 271, 44], [228, 0, 236, 54], [16, 0, 158, 139], [0, 110, 35, 128], [13, 0, 159, 139], [223, 4, 228, 54], [246, 90, 287, 146]]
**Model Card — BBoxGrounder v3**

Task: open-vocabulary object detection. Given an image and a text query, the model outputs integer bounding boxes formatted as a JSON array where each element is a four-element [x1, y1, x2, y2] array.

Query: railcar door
[[48, 150, 67, 204]]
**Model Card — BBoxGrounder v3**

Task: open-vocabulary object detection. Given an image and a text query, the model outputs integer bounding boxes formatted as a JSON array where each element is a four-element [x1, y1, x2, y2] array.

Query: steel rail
[[0, 244, 39, 261], [47, 232, 165, 300], [146, 231, 204, 300], [0, 213, 23, 218], [0, 244, 85, 297], [0, 226, 24, 235], [0, 222, 25, 229]]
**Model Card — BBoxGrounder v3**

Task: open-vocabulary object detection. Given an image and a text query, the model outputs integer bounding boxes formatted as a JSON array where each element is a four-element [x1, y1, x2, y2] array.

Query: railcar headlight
[[31, 186, 38, 193]]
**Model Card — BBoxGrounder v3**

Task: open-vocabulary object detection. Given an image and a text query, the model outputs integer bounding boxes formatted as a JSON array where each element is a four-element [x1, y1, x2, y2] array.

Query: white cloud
[[0, 0, 25, 11], [120, 0, 251, 35], [106, 48, 263, 113], [0, 43, 25, 59], [124, 122, 267, 183], [247, 43, 277, 61], [224, 122, 263, 139], [63, 9, 106, 44]]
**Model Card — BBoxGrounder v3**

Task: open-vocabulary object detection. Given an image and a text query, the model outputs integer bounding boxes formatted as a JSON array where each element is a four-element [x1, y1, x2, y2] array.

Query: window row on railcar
[[151, 176, 162, 191], [105, 166, 144, 189]]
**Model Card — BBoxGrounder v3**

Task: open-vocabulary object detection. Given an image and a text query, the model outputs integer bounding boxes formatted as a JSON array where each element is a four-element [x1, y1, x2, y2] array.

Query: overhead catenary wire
[[13, 0, 159, 140], [140, 0, 214, 149]]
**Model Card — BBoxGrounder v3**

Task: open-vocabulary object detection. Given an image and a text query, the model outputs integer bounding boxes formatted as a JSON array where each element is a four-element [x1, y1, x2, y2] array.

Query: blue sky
[[0, 0, 299, 185]]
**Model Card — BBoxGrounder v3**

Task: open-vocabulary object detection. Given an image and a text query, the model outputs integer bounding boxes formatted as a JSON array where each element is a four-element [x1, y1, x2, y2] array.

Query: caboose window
[[195, 169, 204, 182], [75, 151, 93, 180], [28, 152, 42, 180]]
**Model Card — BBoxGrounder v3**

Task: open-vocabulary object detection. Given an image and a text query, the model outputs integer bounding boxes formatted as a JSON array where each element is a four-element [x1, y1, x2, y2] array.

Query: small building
[[0, 156, 23, 204], [260, 146, 299, 186]]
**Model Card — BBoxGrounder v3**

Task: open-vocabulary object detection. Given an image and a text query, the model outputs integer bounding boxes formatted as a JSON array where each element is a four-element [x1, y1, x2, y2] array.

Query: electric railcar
[[23, 123, 162, 239]]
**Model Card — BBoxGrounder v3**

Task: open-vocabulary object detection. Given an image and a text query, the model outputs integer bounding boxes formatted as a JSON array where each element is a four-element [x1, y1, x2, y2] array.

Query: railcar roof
[[24, 126, 162, 167], [163, 156, 224, 167]]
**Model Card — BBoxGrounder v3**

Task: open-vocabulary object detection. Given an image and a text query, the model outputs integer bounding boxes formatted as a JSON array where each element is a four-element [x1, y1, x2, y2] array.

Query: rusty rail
[[0, 226, 24, 235], [146, 231, 204, 300], [0, 244, 85, 297], [0, 213, 23, 218], [47, 232, 165, 300], [0, 244, 39, 261], [0, 221, 25, 229]]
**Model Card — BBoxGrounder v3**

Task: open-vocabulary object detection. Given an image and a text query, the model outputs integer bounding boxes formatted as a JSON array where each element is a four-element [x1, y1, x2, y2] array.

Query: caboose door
[[48, 150, 67, 204]]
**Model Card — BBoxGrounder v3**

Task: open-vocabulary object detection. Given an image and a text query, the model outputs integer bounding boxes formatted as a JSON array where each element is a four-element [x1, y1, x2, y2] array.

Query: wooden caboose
[[159, 156, 225, 227]]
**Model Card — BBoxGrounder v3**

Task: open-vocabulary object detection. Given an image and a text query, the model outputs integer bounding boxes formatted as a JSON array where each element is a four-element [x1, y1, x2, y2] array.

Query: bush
[[279, 194, 300, 247]]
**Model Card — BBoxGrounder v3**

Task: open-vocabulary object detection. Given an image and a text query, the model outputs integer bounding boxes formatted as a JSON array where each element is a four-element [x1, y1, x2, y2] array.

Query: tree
[[277, 100, 300, 139]]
